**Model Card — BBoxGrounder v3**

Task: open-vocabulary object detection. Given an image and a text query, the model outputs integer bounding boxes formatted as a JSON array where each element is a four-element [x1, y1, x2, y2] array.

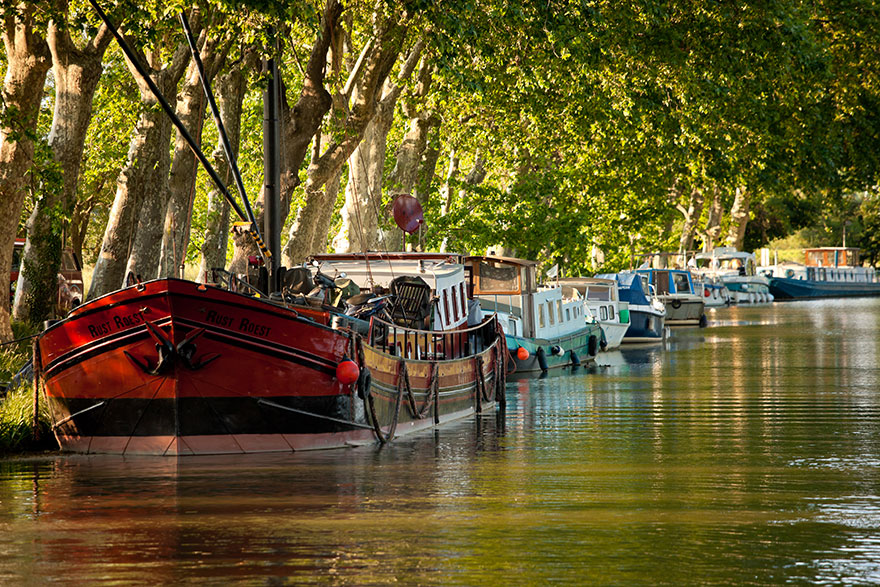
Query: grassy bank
[[0, 323, 57, 454]]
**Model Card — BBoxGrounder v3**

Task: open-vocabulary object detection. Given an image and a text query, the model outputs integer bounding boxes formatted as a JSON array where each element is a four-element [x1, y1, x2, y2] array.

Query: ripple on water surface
[[2, 299, 880, 584]]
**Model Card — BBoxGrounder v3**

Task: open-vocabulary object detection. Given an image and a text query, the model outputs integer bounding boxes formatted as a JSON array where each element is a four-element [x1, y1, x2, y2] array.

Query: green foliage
[[857, 193, 880, 267], [0, 322, 56, 454]]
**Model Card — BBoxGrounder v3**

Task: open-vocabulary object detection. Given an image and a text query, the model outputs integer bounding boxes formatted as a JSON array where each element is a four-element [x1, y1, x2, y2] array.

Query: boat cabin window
[[539, 303, 545, 328], [556, 300, 563, 323], [451, 287, 460, 321], [566, 308, 571, 321], [673, 272, 690, 293], [609, 306, 615, 320], [475, 260, 520, 294], [547, 301, 555, 325], [459, 282, 467, 316], [443, 289, 451, 326], [600, 306, 608, 321], [586, 287, 610, 301], [639, 275, 650, 293]]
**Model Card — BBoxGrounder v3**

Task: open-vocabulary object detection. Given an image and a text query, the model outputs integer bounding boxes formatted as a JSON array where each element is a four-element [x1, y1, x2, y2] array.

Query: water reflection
[[1, 299, 880, 584]]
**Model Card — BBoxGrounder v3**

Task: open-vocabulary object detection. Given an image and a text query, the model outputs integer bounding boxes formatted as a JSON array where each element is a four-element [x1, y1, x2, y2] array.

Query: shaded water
[[3, 298, 880, 584]]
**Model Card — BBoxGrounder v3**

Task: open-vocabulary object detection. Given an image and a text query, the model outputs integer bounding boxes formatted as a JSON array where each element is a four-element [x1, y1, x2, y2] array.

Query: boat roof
[[311, 254, 464, 290], [312, 251, 463, 263], [557, 277, 616, 287], [695, 247, 755, 260], [464, 255, 539, 267], [804, 247, 860, 252], [595, 272, 651, 305]]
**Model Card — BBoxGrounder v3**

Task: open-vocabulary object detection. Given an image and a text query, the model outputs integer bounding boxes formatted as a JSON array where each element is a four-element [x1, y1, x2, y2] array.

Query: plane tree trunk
[[282, 20, 413, 265], [0, 4, 50, 341], [332, 40, 426, 253], [13, 7, 112, 323], [158, 31, 229, 279], [703, 185, 723, 252], [726, 186, 750, 250], [198, 55, 251, 281], [88, 28, 194, 298], [229, 0, 343, 273], [677, 186, 704, 255]]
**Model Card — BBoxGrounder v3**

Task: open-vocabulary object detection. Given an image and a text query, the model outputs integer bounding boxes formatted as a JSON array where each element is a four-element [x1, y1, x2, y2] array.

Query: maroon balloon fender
[[392, 195, 425, 234]]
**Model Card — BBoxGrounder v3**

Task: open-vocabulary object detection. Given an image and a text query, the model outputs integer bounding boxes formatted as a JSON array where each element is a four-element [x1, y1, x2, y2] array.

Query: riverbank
[[0, 322, 56, 454]]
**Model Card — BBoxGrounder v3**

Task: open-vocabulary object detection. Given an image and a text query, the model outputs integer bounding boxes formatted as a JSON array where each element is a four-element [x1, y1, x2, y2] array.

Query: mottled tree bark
[[703, 185, 723, 252], [282, 20, 412, 265], [230, 0, 343, 273], [414, 132, 440, 206], [726, 186, 750, 250], [332, 40, 425, 253], [677, 186, 704, 254], [331, 109, 389, 253], [438, 149, 459, 253], [88, 29, 194, 298], [158, 32, 229, 279], [198, 57, 250, 281], [13, 7, 112, 323], [0, 4, 50, 341]]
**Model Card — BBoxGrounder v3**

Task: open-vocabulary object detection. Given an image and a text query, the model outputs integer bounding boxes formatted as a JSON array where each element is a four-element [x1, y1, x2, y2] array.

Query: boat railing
[[368, 314, 499, 361], [209, 268, 267, 297]]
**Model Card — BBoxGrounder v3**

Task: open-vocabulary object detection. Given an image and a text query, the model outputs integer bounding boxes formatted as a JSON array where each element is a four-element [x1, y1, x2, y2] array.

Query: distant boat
[[463, 256, 603, 372], [691, 248, 773, 304], [558, 277, 630, 350], [635, 268, 706, 327], [596, 272, 667, 344], [692, 275, 731, 307], [759, 247, 880, 299]]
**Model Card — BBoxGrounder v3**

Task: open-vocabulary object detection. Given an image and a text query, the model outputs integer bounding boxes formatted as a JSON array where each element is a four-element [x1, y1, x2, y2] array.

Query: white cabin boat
[[463, 256, 603, 372], [558, 277, 630, 350], [691, 248, 773, 304]]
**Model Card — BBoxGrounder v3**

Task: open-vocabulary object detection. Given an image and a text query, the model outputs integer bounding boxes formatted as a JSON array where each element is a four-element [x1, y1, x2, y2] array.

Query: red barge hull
[[38, 279, 373, 455]]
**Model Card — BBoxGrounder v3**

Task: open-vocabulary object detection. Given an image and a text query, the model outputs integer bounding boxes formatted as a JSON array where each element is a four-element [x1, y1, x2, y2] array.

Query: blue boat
[[597, 272, 667, 343], [635, 268, 706, 326], [761, 248, 880, 299]]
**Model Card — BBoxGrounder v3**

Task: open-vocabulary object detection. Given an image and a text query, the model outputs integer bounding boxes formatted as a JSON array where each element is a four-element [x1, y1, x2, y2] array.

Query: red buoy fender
[[336, 359, 360, 384]]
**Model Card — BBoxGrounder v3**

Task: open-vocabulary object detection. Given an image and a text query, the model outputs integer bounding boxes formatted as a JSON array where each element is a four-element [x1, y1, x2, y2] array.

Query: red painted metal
[[38, 278, 371, 455]]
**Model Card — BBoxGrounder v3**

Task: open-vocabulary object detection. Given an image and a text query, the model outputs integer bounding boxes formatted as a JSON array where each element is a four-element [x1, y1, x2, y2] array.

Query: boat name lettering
[[206, 310, 235, 328], [239, 317, 271, 337], [113, 311, 145, 330], [87, 321, 113, 338], [85, 310, 145, 338]]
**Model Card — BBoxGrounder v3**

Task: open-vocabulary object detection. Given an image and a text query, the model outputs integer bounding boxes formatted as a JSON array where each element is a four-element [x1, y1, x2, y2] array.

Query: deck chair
[[389, 275, 432, 328]]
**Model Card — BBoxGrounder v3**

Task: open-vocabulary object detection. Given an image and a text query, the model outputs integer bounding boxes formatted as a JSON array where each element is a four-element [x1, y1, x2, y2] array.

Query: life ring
[[671, 299, 682, 309], [587, 334, 599, 357], [785, 269, 795, 278]]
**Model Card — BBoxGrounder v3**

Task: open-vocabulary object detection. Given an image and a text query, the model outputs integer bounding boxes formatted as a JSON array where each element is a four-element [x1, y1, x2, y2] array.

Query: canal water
[[2, 298, 880, 584]]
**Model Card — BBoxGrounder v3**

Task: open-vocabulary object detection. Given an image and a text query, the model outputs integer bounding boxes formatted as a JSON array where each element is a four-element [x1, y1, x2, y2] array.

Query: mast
[[263, 33, 282, 289]]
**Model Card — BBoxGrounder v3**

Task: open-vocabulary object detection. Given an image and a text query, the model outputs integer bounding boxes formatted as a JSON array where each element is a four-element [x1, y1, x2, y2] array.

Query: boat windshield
[[673, 272, 690, 293], [477, 260, 519, 293]]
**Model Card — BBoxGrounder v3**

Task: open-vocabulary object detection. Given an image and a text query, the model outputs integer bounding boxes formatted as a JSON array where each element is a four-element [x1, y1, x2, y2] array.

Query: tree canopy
[[2, 0, 879, 336]]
